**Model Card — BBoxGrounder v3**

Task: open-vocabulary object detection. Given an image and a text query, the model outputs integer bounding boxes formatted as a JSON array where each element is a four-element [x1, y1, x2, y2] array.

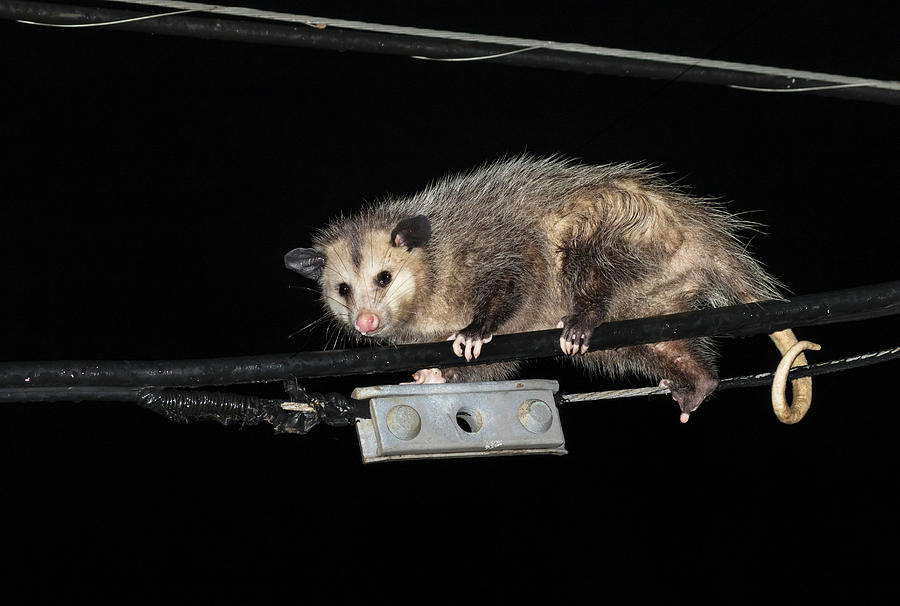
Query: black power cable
[[1, 281, 898, 399], [7, 345, 898, 434], [0, 0, 897, 105]]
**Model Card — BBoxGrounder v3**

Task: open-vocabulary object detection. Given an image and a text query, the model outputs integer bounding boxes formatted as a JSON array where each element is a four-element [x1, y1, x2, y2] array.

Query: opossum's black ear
[[391, 215, 431, 250], [284, 247, 326, 280]]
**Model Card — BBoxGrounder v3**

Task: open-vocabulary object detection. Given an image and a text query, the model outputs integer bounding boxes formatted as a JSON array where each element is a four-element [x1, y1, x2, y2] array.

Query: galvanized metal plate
[[353, 380, 566, 463]]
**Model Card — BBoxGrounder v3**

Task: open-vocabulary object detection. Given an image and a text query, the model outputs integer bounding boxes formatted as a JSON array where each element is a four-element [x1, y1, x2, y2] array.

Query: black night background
[[2, 1, 898, 601]]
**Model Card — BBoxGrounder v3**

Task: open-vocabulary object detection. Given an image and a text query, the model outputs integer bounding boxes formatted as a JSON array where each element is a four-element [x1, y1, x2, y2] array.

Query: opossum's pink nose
[[355, 311, 380, 335]]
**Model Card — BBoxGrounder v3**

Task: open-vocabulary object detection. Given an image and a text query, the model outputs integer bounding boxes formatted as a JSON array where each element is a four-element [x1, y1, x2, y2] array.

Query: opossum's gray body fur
[[286, 155, 797, 420]]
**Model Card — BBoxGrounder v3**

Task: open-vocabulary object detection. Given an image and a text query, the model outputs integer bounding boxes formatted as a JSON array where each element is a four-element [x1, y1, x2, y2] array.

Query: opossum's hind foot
[[449, 326, 493, 362], [402, 368, 446, 385], [557, 311, 602, 355], [659, 376, 719, 423]]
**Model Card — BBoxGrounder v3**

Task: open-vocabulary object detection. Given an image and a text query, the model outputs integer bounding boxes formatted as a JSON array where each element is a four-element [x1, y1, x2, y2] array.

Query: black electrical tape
[[135, 386, 357, 434], [282, 380, 360, 427]]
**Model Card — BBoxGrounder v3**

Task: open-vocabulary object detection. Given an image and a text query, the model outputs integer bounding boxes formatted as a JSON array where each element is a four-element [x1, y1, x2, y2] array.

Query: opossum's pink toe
[[680, 412, 691, 423], [404, 368, 445, 384], [556, 320, 564, 329]]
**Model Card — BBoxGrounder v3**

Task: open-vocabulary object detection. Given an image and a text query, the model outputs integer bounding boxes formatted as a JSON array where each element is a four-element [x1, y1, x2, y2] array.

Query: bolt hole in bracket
[[352, 380, 566, 463]]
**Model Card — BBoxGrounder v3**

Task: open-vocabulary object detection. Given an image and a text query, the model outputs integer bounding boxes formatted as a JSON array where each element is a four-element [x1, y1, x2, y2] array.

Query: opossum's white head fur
[[285, 215, 431, 340]]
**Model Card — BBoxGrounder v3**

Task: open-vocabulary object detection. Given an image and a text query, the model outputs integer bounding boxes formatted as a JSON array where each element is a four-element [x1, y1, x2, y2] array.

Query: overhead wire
[[561, 345, 900, 403], [1, 281, 898, 400], [1, 0, 897, 104]]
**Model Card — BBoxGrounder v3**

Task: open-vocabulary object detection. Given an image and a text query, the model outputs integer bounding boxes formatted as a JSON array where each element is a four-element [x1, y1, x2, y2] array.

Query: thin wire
[[17, 8, 200, 28], [411, 45, 544, 62], [561, 346, 900, 403], [729, 82, 877, 93]]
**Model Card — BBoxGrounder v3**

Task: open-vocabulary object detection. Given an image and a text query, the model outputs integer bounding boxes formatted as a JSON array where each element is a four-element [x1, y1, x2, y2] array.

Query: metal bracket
[[352, 379, 566, 463]]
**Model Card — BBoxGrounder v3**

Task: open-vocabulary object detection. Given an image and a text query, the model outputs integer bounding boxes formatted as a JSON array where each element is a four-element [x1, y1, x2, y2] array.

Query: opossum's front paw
[[401, 368, 446, 385], [557, 312, 600, 355], [448, 325, 493, 362]]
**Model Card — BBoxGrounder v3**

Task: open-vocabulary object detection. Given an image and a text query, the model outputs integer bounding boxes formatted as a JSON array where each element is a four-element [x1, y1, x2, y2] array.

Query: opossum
[[285, 156, 812, 422]]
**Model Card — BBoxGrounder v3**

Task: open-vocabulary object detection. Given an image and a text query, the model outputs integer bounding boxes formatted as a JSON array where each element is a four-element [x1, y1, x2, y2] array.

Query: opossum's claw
[[558, 313, 598, 355], [402, 368, 446, 385], [449, 325, 493, 361]]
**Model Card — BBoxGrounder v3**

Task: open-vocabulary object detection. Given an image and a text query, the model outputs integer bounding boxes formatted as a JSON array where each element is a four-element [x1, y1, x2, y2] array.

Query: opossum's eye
[[338, 283, 351, 297], [375, 271, 392, 288]]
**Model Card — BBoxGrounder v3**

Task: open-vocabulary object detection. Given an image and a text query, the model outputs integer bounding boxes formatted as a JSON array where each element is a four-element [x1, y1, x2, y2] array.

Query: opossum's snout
[[354, 310, 381, 335]]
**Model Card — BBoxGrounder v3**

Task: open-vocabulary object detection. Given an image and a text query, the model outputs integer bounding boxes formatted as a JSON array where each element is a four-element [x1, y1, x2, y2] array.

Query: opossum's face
[[285, 215, 431, 339]]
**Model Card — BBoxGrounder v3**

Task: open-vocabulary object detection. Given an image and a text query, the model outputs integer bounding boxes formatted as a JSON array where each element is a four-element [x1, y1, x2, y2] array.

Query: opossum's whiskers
[[376, 247, 410, 306], [322, 319, 337, 350], [382, 272, 415, 317], [342, 325, 360, 350], [374, 240, 393, 306], [378, 252, 413, 308], [382, 272, 411, 308], [366, 231, 378, 308], [287, 284, 321, 294], [319, 265, 342, 278], [329, 244, 353, 284], [288, 313, 332, 339], [320, 293, 351, 314], [320, 264, 353, 285], [326, 320, 345, 351]]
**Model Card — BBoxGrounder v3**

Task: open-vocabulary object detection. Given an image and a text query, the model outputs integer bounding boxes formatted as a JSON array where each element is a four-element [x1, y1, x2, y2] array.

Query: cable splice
[[135, 383, 356, 434]]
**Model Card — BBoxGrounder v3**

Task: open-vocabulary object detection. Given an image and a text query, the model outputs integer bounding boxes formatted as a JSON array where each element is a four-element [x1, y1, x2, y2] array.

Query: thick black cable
[[0, 0, 897, 105], [5, 346, 898, 436], [0, 386, 142, 403], [1, 281, 898, 395], [0, 383, 358, 432]]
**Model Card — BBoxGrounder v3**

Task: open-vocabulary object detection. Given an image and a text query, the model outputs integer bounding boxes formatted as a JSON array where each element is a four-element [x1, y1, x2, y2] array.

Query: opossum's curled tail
[[711, 248, 819, 423], [768, 329, 820, 424], [703, 233, 820, 422]]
